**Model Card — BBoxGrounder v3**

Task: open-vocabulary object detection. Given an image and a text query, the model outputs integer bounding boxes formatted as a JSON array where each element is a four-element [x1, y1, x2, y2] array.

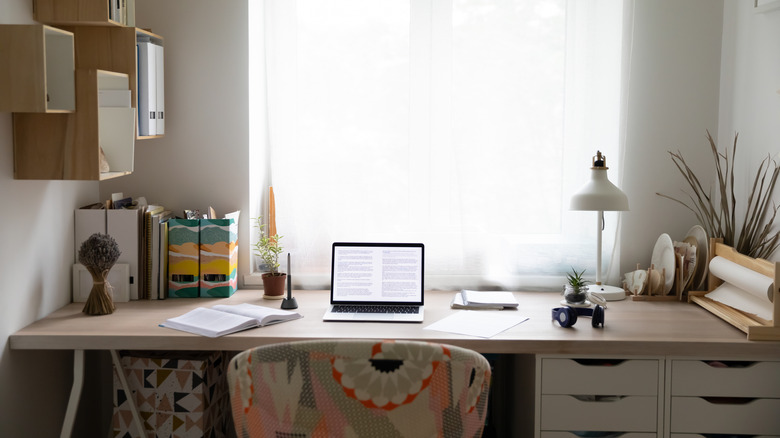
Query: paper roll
[[709, 256, 773, 302], [706, 256, 774, 321]]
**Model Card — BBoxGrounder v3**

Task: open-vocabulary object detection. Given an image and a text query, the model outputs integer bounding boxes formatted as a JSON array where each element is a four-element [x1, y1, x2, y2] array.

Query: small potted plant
[[564, 267, 590, 305], [253, 217, 286, 299]]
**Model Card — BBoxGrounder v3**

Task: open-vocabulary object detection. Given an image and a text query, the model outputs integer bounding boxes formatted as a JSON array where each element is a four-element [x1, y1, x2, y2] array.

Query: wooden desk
[[10, 289, 780, 357], [10, 290, 780, 437]]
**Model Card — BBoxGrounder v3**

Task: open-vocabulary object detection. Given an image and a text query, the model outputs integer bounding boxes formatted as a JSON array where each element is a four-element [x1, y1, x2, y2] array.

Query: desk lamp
[[570, 151, 629, 300]]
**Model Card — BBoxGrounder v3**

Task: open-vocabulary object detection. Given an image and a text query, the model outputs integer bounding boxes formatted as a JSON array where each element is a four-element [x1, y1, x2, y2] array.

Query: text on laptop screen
[[331, 244, 424, 304]]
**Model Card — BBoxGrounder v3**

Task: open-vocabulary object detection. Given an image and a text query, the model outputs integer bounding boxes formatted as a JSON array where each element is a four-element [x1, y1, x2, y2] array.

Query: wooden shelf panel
[[0, 25, 75, 113]]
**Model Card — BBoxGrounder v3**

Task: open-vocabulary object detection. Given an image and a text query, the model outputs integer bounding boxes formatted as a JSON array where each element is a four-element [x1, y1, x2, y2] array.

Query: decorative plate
[[651, 233, 676, 295]]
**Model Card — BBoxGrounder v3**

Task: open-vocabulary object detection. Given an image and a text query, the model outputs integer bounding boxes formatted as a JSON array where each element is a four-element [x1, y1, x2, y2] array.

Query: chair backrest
[[227, 339, 492, 437]]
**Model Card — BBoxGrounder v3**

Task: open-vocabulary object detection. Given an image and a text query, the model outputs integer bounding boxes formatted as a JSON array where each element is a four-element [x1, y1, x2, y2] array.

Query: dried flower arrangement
[[78, 233, 121, 315], [657, 130, 780, 259]]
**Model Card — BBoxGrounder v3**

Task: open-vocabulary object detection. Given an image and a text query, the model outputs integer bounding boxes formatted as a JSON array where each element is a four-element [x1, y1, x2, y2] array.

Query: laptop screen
[[330, 242, 424, 305]]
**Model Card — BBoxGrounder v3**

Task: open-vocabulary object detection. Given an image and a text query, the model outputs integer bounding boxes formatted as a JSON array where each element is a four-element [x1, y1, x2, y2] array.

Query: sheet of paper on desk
[[425, 310, 529, 338]]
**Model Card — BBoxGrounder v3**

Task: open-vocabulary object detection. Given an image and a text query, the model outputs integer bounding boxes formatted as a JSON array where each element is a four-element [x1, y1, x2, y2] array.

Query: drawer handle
[[568, 432, 631, 437], [573, 359, 626, 367], [702, 360, 756, 369], [571, 395, 625, 403], [701, 396, 756, 405]]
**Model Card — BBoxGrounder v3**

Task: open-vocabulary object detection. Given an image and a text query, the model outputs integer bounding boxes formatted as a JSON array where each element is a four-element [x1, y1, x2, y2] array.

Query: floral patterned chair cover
[[227, 339, 492, 437]]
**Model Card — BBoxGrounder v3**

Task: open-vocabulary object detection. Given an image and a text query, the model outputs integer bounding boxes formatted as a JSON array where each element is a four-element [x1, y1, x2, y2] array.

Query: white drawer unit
[[667, 359, 780, 436], [536, 356, 664, 437]]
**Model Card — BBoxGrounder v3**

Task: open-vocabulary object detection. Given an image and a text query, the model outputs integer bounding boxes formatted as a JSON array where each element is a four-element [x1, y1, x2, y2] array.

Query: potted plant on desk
[[253, 217, 286, 299], [564, 267, 589, 305]]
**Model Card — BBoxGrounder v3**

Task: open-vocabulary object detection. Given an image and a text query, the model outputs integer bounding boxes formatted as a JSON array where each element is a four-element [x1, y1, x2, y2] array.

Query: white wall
[[620, 0, 725, 274], [0, 1, 99, 436], [99, 0, 251, 286], [718, 1, 780, 241]]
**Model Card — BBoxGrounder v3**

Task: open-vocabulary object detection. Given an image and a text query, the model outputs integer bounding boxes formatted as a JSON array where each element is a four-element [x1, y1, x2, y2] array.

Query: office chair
[[227, 339, 492, 437]]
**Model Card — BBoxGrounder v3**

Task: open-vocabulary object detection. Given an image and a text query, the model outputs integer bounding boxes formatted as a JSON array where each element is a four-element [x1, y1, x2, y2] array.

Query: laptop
[[323, 242, 425, 322]]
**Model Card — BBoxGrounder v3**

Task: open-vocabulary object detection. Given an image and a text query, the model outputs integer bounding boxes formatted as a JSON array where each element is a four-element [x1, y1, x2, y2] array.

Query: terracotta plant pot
[[262, 273, 287, 300]]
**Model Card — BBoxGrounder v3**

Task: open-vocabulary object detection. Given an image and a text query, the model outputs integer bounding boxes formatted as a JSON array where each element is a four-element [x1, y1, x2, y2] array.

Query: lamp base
[[587, 284, 626, 301]]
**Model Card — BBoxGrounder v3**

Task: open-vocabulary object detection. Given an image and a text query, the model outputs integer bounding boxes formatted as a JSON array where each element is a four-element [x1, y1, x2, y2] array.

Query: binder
[[136, 40, 157, 136], [168, 219, 200, 298], [107, 208, 142, 300], [143, 206, 165, 300], [154, 43, 165, 135], [199, 218, 238, 297]]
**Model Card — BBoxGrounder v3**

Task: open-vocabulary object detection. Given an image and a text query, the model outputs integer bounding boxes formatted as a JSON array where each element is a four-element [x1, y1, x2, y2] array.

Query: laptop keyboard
[[332, 305, 420, 314]]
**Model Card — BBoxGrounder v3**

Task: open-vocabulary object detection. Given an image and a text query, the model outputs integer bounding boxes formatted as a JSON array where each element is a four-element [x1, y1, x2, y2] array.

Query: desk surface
[[10, 290, 780, 358]]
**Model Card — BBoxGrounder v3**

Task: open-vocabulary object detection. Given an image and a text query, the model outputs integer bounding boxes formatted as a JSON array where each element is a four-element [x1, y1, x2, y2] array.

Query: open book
[[160, 303, 302, 337]]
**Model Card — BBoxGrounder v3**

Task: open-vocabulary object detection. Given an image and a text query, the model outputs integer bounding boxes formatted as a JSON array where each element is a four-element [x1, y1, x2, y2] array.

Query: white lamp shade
[[570, 168, 629, 211]]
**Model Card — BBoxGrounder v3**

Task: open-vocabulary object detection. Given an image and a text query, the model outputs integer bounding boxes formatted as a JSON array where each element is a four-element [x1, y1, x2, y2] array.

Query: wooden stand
[[688, 238, 780, 341], [630, 254, 686, 302]]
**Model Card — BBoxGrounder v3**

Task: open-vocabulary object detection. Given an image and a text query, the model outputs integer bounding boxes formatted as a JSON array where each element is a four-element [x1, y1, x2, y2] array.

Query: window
[[249, 0, 626, 289]]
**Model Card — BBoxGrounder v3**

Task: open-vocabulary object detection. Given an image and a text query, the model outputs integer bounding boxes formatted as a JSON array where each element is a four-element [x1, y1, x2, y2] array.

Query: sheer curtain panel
[[249, 0, 627, 290]]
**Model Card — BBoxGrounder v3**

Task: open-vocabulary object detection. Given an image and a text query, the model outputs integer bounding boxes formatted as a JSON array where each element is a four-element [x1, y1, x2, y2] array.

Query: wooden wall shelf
[[0, 24, 75, 113]]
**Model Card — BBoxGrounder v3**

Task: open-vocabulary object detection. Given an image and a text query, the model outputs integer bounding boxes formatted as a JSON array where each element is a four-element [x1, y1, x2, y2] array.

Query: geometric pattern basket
[[111, 351, 233, 438]]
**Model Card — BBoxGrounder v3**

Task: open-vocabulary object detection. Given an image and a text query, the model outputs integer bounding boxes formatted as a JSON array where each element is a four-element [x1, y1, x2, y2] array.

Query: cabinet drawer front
[[542, 358, 659, 395], [671, 360, 780, 397], [542, 433, 657, 438], [670, 397, 780, 435], [540, 395, 657, 432]]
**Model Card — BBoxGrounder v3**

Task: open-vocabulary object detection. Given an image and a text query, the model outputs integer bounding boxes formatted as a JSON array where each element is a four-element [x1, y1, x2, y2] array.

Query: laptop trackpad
[[355, 314, 394, 320]]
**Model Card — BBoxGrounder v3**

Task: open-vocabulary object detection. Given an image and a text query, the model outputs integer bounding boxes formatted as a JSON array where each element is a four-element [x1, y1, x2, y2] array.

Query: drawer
[[543, 433, 657, 437], [671, 360, 780, 397], [540, 395, 657, 432], [541, 358, 659, 395], [670, 396, 780, 435]]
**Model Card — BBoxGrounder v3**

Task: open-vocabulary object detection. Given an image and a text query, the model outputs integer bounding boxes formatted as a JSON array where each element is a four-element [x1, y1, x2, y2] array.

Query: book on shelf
[[160, 303, 302, 338], [455, 290, 519, 309]]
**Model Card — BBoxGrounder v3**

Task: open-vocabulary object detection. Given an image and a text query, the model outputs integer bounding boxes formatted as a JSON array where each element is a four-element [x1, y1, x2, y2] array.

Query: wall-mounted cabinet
[[64, 25, 164, 139], [7, 0, 165, 179], [0, 25, 75, 113], [34, 0, 136, 27], [14, 69, 135, 180]]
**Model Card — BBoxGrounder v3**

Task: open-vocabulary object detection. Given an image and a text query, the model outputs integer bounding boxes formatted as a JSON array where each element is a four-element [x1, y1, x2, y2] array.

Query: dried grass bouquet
[[657, 131, 780, 259], [78, 233, 121, 315]]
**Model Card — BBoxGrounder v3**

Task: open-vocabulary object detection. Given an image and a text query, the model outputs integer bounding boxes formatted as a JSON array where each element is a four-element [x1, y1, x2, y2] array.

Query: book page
[[461, 290, 519, 307], [162, 307, 255, 337], [212, 303, 301, 326]]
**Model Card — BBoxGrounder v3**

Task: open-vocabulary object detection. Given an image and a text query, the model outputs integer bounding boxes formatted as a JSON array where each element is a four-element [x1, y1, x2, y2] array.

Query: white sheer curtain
[[249, 0, 627, 290]]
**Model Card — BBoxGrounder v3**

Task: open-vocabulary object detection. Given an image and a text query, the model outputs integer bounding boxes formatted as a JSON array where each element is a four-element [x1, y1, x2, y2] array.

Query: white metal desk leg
[[110, 350, 146, 437], [60, 349, 84, 438]]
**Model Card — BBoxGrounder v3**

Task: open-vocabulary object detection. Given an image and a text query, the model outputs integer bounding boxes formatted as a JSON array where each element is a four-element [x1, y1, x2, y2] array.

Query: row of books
[[75, 196, 171, 301], [108, 0, 130, 26], [137, 37, 165, 136]]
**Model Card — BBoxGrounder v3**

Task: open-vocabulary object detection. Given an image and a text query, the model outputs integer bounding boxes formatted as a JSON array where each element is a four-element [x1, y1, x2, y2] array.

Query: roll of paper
[[709, 256, 773, 302], [706, 256, 774, 320]]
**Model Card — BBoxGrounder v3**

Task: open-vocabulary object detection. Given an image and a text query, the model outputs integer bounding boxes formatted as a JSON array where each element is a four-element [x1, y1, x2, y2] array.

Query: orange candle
[[269, 186, 277, 239]]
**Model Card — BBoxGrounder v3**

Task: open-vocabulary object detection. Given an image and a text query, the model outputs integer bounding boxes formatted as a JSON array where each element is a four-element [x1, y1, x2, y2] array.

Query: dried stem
[[657, 130, 780, 259]]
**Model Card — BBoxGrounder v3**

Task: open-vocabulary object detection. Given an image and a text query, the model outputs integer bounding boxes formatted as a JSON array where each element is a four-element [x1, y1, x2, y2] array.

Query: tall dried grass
[[657, 131, 780, 259]]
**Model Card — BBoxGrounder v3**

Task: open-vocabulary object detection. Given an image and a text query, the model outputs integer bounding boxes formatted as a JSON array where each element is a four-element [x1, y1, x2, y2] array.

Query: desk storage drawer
[[670, 397, 780, 435], [542, 433, 657, 438], [541, 358, 659, 396], [671, 360, 780, 397], [540, 395, 657, 432]]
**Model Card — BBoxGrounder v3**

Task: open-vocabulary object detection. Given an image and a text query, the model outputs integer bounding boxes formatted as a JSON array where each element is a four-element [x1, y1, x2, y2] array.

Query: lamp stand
[[590, 211, 625, 301]]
